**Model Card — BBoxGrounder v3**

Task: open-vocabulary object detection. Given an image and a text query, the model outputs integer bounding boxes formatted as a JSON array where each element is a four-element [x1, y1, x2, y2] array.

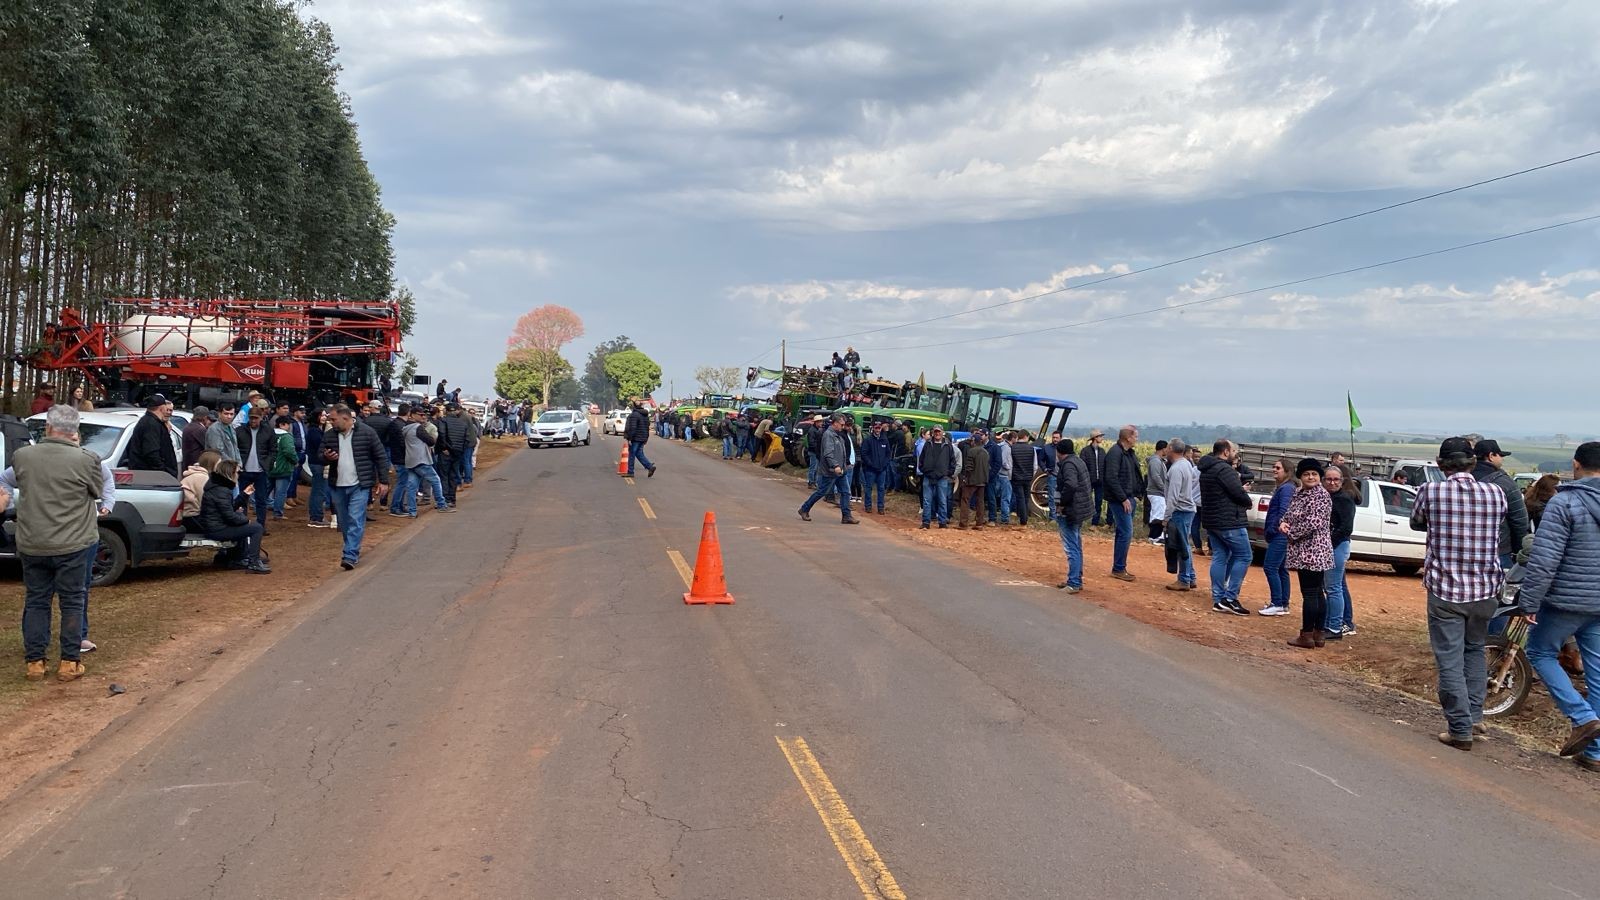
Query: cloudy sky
[[312, 0, 1600, 436]]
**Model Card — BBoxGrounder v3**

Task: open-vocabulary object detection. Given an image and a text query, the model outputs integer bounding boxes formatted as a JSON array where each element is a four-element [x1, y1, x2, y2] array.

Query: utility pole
[[669, 379, 674, 402], [781, 338, 786, 370]]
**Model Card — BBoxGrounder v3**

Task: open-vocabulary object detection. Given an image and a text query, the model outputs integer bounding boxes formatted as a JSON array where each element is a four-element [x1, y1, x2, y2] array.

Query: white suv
[[527, 409, 591, 448]]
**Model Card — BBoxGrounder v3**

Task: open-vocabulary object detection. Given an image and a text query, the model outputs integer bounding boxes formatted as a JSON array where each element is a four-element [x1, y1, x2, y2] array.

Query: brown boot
[[1313, 631, 1327, 648], [57, 659, 86, 682], [25, 660, 46, 682], [1287, 631, 1318, 649]]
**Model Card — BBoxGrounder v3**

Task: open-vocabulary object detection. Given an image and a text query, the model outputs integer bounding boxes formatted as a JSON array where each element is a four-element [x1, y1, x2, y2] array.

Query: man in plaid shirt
[[1411, 437, 1507, 750]]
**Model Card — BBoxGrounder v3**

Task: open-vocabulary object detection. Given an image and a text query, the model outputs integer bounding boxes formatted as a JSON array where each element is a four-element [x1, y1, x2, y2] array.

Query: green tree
[[603, 350, 663, 403], [695, 365, 742, 395], [494, 354, 544, 404], [582, 335, 635, 405], [549, 375, 582, 408]]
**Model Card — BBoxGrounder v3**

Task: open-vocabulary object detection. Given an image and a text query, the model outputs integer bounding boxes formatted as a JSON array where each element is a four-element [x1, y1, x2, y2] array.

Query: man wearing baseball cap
[[1471, 439, 1531, 570], [1412, 436, 1507, 750], [123, 394, 178, 477], [917, 425, 956, 529]]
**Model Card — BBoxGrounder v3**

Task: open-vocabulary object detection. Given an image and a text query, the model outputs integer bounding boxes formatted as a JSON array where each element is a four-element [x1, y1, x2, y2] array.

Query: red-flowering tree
[[505, 305, 585, 406]]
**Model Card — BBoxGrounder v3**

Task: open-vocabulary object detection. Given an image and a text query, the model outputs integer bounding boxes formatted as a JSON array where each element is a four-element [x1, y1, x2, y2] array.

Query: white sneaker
[[1257, 605, 1290, 617], [80, 639, 98, 652]]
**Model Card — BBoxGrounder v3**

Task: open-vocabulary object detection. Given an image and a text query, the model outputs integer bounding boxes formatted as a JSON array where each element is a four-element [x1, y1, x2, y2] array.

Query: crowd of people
[[2, 392, 491, 683]]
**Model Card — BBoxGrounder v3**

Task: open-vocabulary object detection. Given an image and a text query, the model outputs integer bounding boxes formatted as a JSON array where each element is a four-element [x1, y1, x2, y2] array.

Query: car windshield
[[26, 420, 126, 463], [537, 412, 573, 423]]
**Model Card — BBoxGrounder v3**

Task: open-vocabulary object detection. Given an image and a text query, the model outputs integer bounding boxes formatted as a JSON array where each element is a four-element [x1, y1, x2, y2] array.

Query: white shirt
[[335, 430, 358, 487]]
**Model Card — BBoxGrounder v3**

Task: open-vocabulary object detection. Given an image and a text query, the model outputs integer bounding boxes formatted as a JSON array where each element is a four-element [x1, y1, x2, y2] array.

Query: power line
[[790, 149, 1600, 347], [836, 213, 1600, 352], [738, 340, 783, 368]]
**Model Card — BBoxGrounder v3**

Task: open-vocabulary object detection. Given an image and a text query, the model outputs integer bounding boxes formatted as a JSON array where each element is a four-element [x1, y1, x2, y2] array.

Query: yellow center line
[[665, 549, 694, 589], [776, 736, 907, 900], [638, 497, 656, 520], [623, 476, 635, 485]]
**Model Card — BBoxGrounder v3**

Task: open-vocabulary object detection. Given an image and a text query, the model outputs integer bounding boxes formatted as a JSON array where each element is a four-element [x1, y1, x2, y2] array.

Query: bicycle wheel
[[1483, 638, 1532, 719]]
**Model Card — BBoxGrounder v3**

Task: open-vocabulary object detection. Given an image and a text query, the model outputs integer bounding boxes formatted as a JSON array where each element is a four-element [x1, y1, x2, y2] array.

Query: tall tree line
[[0, 0, 395, 409]]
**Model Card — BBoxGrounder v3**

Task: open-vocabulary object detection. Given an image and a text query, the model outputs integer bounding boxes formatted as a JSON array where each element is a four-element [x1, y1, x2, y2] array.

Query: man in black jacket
[[1080, 429, 1108, 526], [623, 399, 656, 477], [1104, 425, 1141, 580], [363, 402, 400, 496], [235, 406, 278, 528], [1198, 440, 1253, 615], [123, 394, 179, 477], [434, 405, 468, 506], [321, 403, 391, 570], [1009, 430, 1036, 527]]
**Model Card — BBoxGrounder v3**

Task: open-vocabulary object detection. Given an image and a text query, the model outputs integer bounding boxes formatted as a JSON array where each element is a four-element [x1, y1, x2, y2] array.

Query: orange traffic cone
[[618, 443, 630, 476], [683, 512, 735, 605]]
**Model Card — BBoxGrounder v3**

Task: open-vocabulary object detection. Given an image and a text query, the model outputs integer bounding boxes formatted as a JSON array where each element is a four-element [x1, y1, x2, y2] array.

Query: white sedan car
[[527, 409, 591, 448], [604, 409, 628, 435]]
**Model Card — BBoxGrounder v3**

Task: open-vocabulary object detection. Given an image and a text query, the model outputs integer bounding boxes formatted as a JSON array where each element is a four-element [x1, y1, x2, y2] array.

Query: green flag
[[1347, 392, 1362, 432]]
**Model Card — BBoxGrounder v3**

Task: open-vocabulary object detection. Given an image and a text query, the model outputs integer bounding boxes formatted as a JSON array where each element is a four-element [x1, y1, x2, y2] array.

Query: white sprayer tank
[[114, 315, 234, 356]]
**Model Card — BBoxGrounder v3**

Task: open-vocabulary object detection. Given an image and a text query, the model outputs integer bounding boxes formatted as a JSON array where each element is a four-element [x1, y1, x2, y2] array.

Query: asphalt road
[[2, 435, 1598, 898]]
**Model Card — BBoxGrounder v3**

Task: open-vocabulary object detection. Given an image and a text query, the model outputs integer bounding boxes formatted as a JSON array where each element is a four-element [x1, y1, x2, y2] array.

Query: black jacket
[[365, 412, 399, 459], [1472, 460, 1532, 557], [1009, 441, 1035, 483], [124, 412, 179, 476], [1104, 443, 1140, 503], [1330, 491, 1356, 546], [1079, 443, 1107, 487], [436, 415, 468, 455], [1198, 454, 1251, 531], [624, 407, 651, 443], [197, 472, 248, 533], [236, 419, 279, 475], [320, 420, 391, 490], [918, 439, 956, 480]]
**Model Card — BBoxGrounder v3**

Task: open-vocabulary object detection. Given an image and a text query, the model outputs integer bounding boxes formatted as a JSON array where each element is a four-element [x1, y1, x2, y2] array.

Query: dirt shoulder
[[0, 436, 522, 802], [683, 438, 1576, 756]]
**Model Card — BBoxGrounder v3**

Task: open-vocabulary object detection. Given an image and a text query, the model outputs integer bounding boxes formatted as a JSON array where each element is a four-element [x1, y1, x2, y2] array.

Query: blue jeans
[[1110, 499, 1133, 572], [269, 476, 292, 516], [308, 465, 329, 522], [405, 464, 447, 515], [1167, 510, 1196, 585], [82, 541, 96, 639], [1190, 509, 1206, 551], [628, 440, 653, 475], [996, 477, 1013, 523], [1055, 516, 1083, 589], [329, 485, 370, 564], [462, 449, 474, 484], [21, 547, 93, 662], [721, 435, 733, 458], [922, 477, 951, 525], [1324, 540, 1353, 632], [1207, 526, 1251, 604], [985, 477, 1004, 522], [1090, 482, 1105, 525], [1045, 473, 1058, 518], [862, 468, 888, 511], [240, 469, 272, 525], [807, 453, 820, 487], [1527, 610, 1600, 761], [388, 465, 411, 514], [801, 472, 852, 520], [1264, 533, 1290, 608]]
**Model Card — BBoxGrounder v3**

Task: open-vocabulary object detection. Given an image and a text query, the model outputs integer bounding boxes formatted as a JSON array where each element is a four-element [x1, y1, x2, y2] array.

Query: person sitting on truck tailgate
[[1516, 441, 1600, 771], [1, 405, 103, 682], [199, 458, 268, 575], [1472, 439, 1532, 570], [123, 393, 178, 477], [1199, 440, 1253, 616], [1410, 437, 1506, 751]]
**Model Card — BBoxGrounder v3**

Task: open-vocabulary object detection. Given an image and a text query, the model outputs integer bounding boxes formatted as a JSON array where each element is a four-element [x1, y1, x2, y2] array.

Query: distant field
[[1294, 441, 1569, 473]]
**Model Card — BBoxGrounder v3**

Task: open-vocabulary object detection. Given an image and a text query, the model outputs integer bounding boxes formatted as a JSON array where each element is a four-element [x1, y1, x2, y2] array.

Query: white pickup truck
[[1, 409, 233, 586], [1246, 478, 1424, 576]]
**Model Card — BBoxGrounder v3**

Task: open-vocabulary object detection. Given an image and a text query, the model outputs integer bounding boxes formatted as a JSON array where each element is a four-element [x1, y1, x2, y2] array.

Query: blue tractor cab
[[1002, 395, 1080, 516]]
